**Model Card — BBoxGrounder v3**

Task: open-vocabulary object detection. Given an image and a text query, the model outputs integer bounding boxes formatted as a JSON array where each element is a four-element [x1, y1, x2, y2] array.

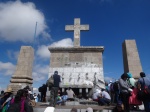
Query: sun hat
[[5, 87, 13, 93]]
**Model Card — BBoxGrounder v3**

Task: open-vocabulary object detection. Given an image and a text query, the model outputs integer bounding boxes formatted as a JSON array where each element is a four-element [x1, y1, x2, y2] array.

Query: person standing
[[41, 84, 47, 102], [118, 73, 133, 112], [138, 72, 150, 112], [37, 94, 41, 102], [49, 71, 61, 107]]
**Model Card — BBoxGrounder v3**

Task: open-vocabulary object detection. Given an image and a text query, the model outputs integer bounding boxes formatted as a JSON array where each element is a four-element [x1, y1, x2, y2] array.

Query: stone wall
[[49, 46, 105, 88]]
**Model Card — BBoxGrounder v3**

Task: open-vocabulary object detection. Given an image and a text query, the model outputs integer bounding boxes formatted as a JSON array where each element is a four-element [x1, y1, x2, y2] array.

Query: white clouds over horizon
[[0, 1, 50, 42], [36, 38, 73, 59], [0, 61, 16, 76]]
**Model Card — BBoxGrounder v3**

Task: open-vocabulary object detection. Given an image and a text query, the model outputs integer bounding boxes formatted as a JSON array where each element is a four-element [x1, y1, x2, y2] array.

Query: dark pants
[[41, 92, 46, 102], [98, 98, 111, 105], [49, 87, 59, 107], [143, 100, 150, 112], [120, 92, 130, 112], [114, 91, 119, 103]]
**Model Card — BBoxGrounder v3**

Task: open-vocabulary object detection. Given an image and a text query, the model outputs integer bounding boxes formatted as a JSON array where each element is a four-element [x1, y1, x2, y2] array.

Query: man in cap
[[49, 71, 61, 107]]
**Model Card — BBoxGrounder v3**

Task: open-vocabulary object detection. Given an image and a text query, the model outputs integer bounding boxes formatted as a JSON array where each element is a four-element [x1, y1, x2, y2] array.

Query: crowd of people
[[45, 70, 150, 112], [1, 70, 149, 112], [0, 86, 35, 112], [91, 72, 150, 112]]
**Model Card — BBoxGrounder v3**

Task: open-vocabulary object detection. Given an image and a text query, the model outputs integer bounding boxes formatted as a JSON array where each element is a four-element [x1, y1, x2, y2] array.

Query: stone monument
[[122, 40, 143, 79], [48, 18, 105, 97], [9, 46, 34, 94]]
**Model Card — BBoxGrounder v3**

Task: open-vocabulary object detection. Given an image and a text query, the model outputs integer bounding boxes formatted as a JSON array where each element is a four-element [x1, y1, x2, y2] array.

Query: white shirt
[[101, 91, 111, 100], [92, 89, 101, 100], [92, 92, 100, 100], [66, 89, 75, 98]]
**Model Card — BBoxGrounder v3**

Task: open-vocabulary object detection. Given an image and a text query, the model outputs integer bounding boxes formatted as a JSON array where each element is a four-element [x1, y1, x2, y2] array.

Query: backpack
[[38, 87, 43, 92], [113, 82, 119, 91], [46, 75, 54, 89], [110, 83, 114, 93]]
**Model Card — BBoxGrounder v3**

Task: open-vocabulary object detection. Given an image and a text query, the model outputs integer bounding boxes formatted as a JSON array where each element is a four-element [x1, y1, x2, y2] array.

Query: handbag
[[28, 100, 36, 107]]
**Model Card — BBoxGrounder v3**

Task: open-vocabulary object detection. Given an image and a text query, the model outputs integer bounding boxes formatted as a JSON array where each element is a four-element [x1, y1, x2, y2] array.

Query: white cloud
[[32, 72, 46, 81], [49, 38, 73, 47], [7, 50, 19, 60], [33, 87, 38, 93], [0, 61, 16, 75], [32, 64, 49, 81], [0, 1, 50, 42], [104, 76, 114, 83], [36, 38, 73, 59], [36, 45, 50, 59]]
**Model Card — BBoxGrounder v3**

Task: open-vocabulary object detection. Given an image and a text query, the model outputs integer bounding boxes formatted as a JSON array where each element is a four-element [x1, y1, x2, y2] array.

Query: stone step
[[34, 102, 115, 112]]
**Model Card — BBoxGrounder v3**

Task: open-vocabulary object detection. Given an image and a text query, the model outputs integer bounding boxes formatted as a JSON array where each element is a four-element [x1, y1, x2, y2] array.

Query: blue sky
[[0, 0, 150, 92]]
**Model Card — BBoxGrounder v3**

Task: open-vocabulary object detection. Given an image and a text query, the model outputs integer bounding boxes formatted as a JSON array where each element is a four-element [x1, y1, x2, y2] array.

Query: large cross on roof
[[65, 18, 89, 47]]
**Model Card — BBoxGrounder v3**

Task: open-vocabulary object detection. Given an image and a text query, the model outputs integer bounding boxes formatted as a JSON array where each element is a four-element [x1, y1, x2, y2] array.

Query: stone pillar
[[8, 46, 34, 94], [122, 40, 143, 79]]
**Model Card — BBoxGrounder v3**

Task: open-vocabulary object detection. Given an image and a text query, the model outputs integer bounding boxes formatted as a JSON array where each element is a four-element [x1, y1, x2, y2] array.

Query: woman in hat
[[118, 73, 133, 112], [1, 87, 13, 111]]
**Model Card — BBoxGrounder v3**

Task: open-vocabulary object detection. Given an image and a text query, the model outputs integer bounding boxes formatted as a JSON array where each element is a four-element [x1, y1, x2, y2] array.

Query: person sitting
[[92, 89, 101, 102], [66, 87, 75, 101], [56, 93, 62, 105], [61, 91, 68, 105], [98, 88, 111, 106]]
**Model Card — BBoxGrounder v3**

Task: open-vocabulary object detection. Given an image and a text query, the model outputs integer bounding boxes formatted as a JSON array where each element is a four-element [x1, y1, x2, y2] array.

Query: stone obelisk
[[9, 46, 34, 94], [122, 40, 143, 79]]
